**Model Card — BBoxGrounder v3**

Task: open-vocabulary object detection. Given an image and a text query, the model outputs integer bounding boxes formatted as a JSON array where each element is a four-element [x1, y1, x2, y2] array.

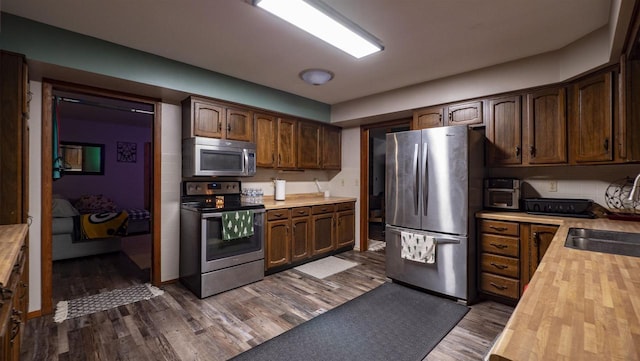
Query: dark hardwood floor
[[22, 249, 513, 361]]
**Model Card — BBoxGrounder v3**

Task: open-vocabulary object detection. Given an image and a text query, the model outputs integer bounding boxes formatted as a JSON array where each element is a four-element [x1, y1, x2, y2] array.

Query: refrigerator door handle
[[434, 238, 460, 245], [414, 143, 419, 215], [423, 142, 428, 216]]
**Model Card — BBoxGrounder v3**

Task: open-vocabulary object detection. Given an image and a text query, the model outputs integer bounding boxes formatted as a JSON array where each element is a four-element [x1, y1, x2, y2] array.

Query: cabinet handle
[[529, 146, 535, 157], [490, 282, 508, 290], [490, 262, 508, 270], [533, 232, 539, 247], [489, 226, 508, 231], [218, 122, 222, 132], [515, 146, 520, 156], [272, 153, 275, 163], [227, 124, 231, 133], [604, 138, 609, 151], [448, 112, 452, 121], [489, 242, 508, 249], [297, 210, 305, 214], [275, 213, 283, 217]]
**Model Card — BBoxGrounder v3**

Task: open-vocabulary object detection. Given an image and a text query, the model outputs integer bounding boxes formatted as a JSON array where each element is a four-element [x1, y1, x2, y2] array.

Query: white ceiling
[[3, 0, 614, 105]]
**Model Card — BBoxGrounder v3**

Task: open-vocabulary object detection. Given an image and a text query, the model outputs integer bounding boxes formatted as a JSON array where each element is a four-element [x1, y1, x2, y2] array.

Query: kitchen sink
[[564, 228, 640, 257]]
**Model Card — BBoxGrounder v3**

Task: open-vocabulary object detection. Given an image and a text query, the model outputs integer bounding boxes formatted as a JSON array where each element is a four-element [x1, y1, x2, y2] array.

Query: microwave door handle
[[423, 142, 428, 217], [243, 149, 249, 174]]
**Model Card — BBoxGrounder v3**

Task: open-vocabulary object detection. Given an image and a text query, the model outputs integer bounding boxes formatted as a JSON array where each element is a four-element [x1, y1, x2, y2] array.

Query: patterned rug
[[54, 283, 163, 323]]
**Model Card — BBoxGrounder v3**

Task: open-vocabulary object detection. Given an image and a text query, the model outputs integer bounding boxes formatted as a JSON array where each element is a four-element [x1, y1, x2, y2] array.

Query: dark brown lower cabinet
[[312, 205, 335, 256], [265, 209, 290, 270], [291, 207, 311, 262], [265, 201, 354, 272], [478, 217, 558, 304]]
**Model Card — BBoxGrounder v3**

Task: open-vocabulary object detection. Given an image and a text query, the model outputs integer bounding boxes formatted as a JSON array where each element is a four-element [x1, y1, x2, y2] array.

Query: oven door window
[[200, 149, 243, 173], [203, 215, 261, 261]]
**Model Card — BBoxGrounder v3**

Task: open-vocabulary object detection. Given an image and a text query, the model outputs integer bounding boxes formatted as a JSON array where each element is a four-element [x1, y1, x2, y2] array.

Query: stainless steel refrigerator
[[385, 125, 484, 303]]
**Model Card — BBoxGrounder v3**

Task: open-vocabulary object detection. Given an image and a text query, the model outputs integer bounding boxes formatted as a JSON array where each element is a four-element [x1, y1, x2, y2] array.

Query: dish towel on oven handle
[[221, 210, 254, 241], [401, 231, 436, 264]]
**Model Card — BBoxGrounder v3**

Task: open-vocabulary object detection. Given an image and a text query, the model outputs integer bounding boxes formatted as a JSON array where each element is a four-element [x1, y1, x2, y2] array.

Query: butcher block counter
[[262, 192, 357, 210], [477, 211, 640, 361]]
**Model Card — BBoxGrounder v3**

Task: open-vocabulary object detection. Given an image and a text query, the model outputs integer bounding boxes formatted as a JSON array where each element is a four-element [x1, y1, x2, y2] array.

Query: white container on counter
[[275, 180, 286, 201]]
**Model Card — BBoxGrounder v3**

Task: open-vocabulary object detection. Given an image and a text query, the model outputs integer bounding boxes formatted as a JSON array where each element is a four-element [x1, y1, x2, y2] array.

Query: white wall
[[27, 81, 42, 313], [490, 164, 640, 212], [160, 103, 182, 281]]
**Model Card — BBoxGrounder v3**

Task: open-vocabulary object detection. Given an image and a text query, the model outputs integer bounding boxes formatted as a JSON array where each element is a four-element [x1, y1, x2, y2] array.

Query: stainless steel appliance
[[385, 125, 484, 303], [182, 137, 257, 177], [180, 180, 265, 298], [484, 178, 520, 210]]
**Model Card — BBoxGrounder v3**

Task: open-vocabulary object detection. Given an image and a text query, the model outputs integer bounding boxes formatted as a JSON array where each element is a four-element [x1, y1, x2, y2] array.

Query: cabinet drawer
[[291, 207, 310, 218], [335, 202, 354, 211], [481, 253, 519, 278], [481, 234, 519, 257], [480, 220, 519, 236], [267, 209, 290, 221], [481, 273, 520, 299], [312, 205, 335, 214]]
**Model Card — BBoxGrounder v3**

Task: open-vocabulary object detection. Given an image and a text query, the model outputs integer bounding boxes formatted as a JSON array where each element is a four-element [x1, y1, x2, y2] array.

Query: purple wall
[[53, 115, 152, 210]]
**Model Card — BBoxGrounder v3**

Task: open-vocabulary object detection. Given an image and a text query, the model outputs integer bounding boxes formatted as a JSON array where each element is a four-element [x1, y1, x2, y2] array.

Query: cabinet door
[[265, 219, 290, 270], [322, 125, 341, 170], [569, 72, 613, 163], [277, 118, 297, 169], [225, 107, 253, 142], [528, 224, 558, 279], [335, 210, 355, 249], [297, 121, 322, 169], [193, 101, 225, 138], [312, 213, 335, 255], [412, 106, 443, 129], [291, 216, 311, 262], [487, 96, 522, 166], [525, 87, 567, 164], [446, 100, 483, 126], [255, 113, 277, 167]]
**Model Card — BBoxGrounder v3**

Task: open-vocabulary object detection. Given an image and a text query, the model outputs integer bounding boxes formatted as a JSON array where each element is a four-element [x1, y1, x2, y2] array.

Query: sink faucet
[[630, 174, 640, 202]]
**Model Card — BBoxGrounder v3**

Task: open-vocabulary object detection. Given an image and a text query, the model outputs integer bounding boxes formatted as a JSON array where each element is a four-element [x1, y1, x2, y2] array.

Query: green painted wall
[[0, 13, 330, 122]]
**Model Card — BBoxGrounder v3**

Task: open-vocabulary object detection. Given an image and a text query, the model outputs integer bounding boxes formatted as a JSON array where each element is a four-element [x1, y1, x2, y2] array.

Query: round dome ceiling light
[[299, 69, 334, 85]]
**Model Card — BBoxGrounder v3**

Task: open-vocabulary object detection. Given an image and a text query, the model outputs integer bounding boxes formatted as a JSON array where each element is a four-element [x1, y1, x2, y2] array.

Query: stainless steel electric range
[[179, 180, 265, 298]]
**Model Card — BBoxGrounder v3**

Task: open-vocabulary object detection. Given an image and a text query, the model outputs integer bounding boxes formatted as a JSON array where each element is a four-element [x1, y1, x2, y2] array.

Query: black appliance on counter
[[180, 180, 265, 298], [523, 198, 595, 218]]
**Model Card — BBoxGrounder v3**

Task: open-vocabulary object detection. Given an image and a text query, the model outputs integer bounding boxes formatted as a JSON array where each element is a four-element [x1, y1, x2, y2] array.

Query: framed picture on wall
[[117, 141, 137, 163]]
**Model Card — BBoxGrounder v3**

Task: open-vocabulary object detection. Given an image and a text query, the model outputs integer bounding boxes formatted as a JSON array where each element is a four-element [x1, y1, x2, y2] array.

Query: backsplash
[[488, 164, 640, 212]]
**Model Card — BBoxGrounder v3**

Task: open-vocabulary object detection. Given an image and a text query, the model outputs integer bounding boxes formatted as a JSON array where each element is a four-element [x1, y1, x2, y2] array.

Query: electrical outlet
[[548, 180, 558, 192]]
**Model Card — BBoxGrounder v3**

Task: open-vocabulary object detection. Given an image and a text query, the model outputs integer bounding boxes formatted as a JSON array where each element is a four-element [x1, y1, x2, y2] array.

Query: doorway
[[359, 120, 410, 252], [40, 80, 162, 315]]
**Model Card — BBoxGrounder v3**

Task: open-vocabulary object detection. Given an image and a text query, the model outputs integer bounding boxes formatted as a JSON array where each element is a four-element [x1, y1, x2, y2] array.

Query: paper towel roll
[[275, 180, 286, 201]]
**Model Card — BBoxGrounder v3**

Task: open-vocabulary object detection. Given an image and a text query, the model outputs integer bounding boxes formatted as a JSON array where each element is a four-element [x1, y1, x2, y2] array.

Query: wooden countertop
[[0, 224, 28, 288], [262, 193, 357, 210], [478, 211, 640, 360]]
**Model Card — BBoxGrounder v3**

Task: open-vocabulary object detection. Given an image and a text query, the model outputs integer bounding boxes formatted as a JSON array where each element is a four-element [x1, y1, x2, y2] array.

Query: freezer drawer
[[385, 225, 475, 302]]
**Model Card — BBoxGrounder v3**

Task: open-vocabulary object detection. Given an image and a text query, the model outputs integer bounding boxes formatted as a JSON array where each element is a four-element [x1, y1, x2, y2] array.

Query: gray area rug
[[230, 282, 469, 361], [54, 283, 164, 323]]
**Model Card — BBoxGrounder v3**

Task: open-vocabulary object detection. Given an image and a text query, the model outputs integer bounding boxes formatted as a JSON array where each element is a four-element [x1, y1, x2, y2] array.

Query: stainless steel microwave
[[182, 137, 256, 177], [484, 178, 520, 210]]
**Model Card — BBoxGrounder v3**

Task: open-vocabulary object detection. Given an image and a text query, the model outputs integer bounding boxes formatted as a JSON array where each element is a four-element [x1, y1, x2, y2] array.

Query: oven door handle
[[201, 208, 265, 219]]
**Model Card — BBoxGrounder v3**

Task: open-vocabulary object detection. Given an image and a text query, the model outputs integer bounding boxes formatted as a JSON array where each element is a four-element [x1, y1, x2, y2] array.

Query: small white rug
[[54, 283, 163, 323], [294, 256, 358, 279], [368, 240, 386, 252]]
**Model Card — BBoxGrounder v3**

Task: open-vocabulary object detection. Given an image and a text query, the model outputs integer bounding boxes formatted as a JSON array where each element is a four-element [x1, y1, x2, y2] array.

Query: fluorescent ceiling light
[[254, 0, 383, 59]]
